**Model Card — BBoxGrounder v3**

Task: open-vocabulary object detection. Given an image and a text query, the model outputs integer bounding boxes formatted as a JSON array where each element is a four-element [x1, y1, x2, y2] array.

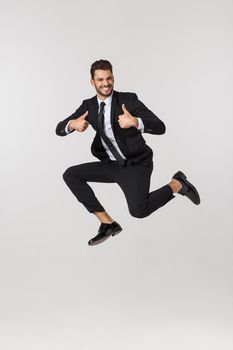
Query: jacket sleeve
[[129, 93, 166, 135], [55, 100, 88, 136]]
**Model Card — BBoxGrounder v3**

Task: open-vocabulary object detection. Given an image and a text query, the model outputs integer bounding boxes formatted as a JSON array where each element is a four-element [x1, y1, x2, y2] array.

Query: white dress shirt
[[65, 92, 144, 161]]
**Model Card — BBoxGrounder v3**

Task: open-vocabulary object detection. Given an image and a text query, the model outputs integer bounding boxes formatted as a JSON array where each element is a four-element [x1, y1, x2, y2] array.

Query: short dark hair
[[90, 59, 113, 79]]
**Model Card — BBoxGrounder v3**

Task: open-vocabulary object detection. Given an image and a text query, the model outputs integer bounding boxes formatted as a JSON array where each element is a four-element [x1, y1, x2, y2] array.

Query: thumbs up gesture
[[118, 104, 139, 129], [69, 111, 89, 132]]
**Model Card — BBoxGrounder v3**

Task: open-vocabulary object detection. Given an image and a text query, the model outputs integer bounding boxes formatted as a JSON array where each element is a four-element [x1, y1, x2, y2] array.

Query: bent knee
[[129, 208, 148, 219], [62, 165, 84, 183], [62, 166, 76, 182]]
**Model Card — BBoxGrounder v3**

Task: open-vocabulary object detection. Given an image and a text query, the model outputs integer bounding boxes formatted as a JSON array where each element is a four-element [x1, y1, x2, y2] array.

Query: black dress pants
[[63, 160, 175, 218]]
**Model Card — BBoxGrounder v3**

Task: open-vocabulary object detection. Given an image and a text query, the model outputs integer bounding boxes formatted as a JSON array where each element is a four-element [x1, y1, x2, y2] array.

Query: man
[[55, 59, 200, 246]]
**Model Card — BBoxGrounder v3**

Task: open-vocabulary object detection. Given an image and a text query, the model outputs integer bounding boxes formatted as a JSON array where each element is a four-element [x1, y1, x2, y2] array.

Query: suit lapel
[[93, 95, 99, 113], [87, 95, 98, 130], [110, 90, 118, 131]]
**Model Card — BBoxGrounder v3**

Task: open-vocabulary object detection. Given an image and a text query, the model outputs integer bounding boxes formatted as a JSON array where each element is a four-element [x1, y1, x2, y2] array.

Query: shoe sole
[[175, 171, 201, 205], [88, 237, 110, 246]]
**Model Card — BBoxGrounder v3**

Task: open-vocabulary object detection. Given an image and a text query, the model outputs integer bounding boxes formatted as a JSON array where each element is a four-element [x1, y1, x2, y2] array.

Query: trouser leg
[[116, 163, 175, 218], [62, 161, 116, 213]]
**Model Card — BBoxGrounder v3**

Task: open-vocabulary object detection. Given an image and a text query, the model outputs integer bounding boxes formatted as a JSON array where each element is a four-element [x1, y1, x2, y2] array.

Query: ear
[[90, 79, 94, 86]]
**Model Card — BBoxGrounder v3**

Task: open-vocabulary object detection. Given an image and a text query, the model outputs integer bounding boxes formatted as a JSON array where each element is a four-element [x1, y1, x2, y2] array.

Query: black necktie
[[97, 101, 125, 166]]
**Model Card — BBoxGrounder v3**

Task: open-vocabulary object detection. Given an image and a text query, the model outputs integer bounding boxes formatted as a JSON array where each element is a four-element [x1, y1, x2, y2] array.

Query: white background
[[1, 0, 233, 349]]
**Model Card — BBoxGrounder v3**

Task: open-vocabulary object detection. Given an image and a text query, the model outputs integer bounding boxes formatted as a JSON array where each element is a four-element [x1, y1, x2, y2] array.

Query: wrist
[[132, 116, 139, 128], [68, 120, 75, 131]]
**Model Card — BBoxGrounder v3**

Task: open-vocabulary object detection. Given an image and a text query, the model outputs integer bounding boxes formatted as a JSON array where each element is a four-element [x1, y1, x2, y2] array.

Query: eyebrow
[[97, 77, 112, 80]]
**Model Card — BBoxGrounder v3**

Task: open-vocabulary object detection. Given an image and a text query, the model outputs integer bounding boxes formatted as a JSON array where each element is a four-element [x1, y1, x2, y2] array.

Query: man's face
[[90, 69, 114, 99]]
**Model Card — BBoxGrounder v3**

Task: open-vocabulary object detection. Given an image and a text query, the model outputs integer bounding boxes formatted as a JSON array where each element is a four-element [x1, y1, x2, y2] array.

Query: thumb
[[80, 110, 89, 119], [122, 104, 129, 115]]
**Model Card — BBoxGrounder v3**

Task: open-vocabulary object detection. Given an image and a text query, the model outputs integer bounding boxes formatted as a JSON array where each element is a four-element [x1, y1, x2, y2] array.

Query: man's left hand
[[118, 104, 138, 129]]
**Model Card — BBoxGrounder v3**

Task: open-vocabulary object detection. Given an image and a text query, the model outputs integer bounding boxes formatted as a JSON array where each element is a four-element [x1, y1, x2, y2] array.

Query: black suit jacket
[[55, 90, 166, 166]]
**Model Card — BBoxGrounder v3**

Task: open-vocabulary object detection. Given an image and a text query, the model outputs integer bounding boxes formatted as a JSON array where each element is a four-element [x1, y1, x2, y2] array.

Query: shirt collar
[[97, 91, 113, 107]]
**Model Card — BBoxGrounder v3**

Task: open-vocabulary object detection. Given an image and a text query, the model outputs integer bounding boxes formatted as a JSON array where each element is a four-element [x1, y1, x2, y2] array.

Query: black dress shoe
[[88, 221, 123, 246], [173, 171, 201, 205]]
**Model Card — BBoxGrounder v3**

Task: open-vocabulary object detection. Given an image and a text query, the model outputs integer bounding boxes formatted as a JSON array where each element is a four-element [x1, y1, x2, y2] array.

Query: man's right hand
[[68, 111, 89, 132]]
